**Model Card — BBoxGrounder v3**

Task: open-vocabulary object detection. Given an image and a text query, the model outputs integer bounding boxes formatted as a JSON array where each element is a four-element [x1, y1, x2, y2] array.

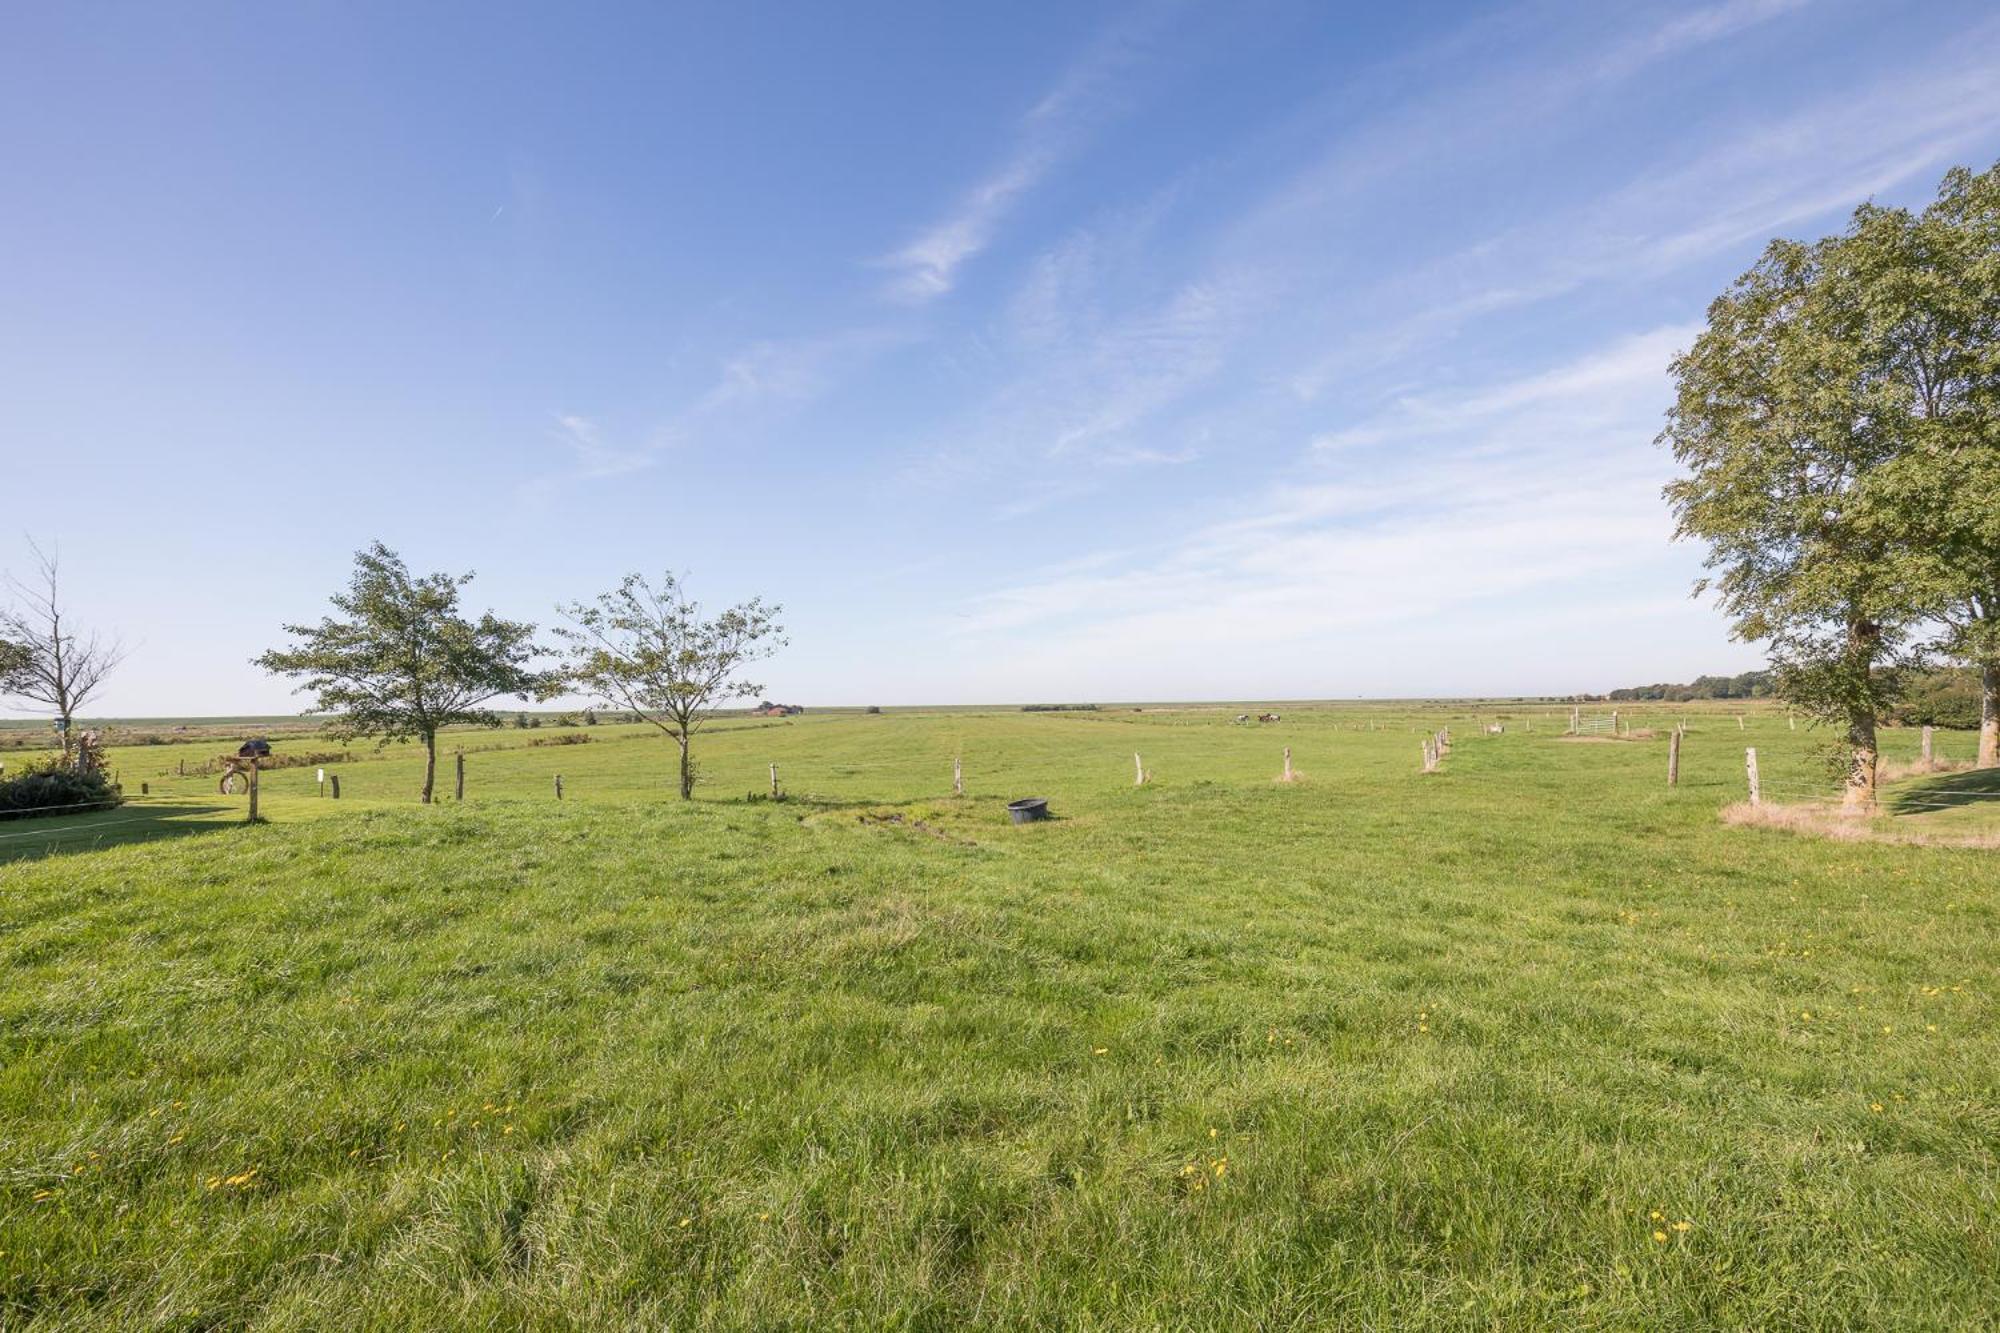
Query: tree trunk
[[421, 732, 437, 804], [677, 735, 693, 800], [1843, 708, 1878, 810], [1981, 659, 1999, 769]]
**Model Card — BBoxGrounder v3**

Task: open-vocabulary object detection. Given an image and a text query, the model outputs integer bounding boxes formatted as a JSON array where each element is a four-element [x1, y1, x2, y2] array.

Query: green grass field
[[3, 704, 1996, 1328]]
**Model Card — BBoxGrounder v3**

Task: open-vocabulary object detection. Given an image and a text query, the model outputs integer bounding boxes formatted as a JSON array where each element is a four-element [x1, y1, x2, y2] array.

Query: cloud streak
[[874, 14, 1160, 303]]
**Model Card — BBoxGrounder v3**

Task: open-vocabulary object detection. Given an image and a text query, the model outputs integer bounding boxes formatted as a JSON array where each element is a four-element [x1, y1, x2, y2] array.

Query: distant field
[[2, 702, 1995, 1327]]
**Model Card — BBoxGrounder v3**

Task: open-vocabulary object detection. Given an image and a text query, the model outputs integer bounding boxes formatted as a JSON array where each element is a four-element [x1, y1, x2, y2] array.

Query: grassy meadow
[[2, 702, 1996, 1328]]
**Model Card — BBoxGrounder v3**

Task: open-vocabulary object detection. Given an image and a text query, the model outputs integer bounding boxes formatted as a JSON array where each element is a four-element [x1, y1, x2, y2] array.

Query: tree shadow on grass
[[0, 803, 234, 864], [1884, 766, 2000, 816]]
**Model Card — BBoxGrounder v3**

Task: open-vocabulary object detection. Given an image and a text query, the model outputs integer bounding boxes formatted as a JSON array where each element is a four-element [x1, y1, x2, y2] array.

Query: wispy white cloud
[[945, 326, 1698, 691], [1282, 25, 2000, 402], [528, 327, 906, 497], [907, 268, 1257, 499], [549, 414, 655, 480], [874, 15, 1160, 304], [1594, 0, 1811, 81]]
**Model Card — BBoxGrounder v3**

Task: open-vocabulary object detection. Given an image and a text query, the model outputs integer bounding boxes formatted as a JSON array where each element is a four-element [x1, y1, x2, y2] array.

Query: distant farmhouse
[[754, 701, 805, 717]]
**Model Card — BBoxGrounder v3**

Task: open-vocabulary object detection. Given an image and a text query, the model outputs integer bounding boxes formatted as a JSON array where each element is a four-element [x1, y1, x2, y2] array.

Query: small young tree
[[0, 542, 126, 760], [1662, 229, 1914, 807], [555, 573, 783, 799], [257, 543, 549, 803]]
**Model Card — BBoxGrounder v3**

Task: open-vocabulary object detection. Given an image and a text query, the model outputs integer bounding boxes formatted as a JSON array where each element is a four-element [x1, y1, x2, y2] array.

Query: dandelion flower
[[1652, 1230, 1668, 1243], [1650, 1211, 1664, 1221], [1092, 1047, 1107, 1055], [1673, 1221, 1691, 1232]]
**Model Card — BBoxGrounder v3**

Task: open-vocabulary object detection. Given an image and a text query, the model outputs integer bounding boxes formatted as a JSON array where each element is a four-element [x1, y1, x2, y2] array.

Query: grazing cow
[[1257, 712, 1281, 723]]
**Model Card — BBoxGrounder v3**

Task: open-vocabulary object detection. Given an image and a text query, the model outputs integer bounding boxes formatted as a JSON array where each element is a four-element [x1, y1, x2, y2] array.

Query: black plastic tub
[[1007, 797, 1050, 824]]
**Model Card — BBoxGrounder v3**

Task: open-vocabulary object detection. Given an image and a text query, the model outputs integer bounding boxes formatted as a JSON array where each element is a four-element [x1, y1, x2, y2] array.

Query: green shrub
[[0, 757, 123, 821], [1889, 666, 1984, 729]]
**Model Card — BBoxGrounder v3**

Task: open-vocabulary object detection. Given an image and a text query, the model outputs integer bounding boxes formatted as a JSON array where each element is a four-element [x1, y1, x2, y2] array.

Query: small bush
[[528, 733, 591, 747], [0, 758, 123, 821], [1888, 667, 1983, 730]]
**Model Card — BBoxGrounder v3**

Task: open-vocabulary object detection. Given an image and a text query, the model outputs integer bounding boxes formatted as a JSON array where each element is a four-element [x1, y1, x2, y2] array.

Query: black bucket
[[1007, 797, 1050, 824]]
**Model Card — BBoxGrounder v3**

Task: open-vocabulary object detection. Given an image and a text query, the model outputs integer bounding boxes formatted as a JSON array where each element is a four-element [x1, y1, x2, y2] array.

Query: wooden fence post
[[1737, 715, 1745, 731], [1569, 706, 1579, 734], [1745, 748, 1760, 806], [1788, 714, 1796, 732], [953, 755, 963, 796], [247, 761, 260, 823], [769, 762, 779, 799], [330, 774, 340, 800], [1668, 729, 1681, 787], [141, 781, 149, 796], [1922, 726, 1934, 763], [1282, 746, 1293, 782], [1134, 752, 1145, 786], [455, 751, 466, 801], [554, 774, 563, 801]]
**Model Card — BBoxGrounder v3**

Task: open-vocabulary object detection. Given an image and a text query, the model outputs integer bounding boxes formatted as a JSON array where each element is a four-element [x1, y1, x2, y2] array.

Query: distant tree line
[[1663, 161, 2000, 804], [1608, 672, 1776, 702]]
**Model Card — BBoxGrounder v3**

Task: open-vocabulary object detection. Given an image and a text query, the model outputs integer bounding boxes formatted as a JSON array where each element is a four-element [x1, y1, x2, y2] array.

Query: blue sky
[[5, 1, 1999, 715]]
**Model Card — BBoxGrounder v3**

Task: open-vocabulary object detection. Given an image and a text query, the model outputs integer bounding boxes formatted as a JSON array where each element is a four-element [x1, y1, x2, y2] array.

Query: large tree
[[0, 542, 126, 760], [555, 573, 783, 799], [1854, 164, 2000, 766], [257, 543, 549, 803], [1662, 228, 1915, 808]]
